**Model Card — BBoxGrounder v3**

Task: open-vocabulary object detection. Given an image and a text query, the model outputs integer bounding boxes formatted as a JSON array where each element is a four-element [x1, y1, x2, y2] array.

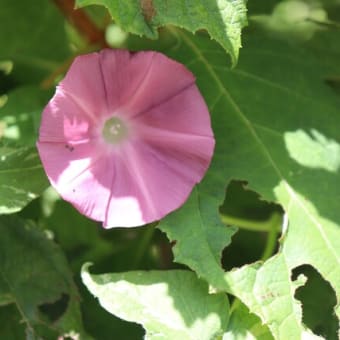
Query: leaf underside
[[82, 264, 229, 340]]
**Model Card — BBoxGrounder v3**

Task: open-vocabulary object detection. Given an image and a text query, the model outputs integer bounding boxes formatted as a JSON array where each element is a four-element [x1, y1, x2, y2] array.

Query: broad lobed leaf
[[82, 264, 229, 339], [75, 0, 247, 65], [152, 27, 340, 338]]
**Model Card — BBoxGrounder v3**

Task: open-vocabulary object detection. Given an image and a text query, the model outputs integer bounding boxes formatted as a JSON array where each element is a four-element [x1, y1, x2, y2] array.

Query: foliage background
[[0, 0, 339, 339]]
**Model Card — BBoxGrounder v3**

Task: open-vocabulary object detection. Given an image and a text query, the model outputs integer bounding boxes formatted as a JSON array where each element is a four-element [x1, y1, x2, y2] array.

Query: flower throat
[[102, 116, 128, 144]]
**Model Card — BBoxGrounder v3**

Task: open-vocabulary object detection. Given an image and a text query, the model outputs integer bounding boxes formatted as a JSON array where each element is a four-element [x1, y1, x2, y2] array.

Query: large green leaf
[[76, 0, 247, 65], [82, 264, 229, 339], [0, 0, 70, 83], [0, 145, 48, 214], [150, 26, 340, 338], [0, 216, 89, 339]]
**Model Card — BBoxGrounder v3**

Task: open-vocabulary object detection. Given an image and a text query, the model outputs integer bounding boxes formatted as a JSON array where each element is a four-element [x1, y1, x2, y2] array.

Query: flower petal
[[38, 49, 215, 228], [39, 88, 98, 143], [104, 138, 213, 228], [134, 82, 214, 137], [99, 49, 195, 117], [37, 140, 112, 222], [60, 53, 107, 119]]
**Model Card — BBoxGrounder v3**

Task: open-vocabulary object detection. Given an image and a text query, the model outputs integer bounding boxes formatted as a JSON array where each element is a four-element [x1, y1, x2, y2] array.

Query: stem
[[230, 297, 242, 314], [40, 44, 97, 89], [132, 223, 156, 268], [52, 0, 108, 47], [42, 0, 110, 88], [307, 18, 340, 29], [229, 218, 279, 312], [220, 212, 282, 232], [261, 223, 279, 261], [40, 56, 74, 89]]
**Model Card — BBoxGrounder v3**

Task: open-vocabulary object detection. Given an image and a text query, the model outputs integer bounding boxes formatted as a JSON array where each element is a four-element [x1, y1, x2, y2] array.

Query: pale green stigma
[[102, 116, 128, 144]]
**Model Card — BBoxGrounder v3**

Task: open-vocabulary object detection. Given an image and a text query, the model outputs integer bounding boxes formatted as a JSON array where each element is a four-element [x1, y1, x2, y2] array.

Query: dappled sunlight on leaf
[[82, 264, 229, 339], [284, 129, 340, 172], [274, 181, 340, 309], [155, 22, 340, 338], [0, 145, 49, 213]]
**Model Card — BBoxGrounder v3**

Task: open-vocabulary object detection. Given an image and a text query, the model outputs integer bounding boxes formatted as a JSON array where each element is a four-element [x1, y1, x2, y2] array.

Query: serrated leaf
[[160, 187, 237, 291], [148, 27, 340, 338], [0, 216, 89, 339], [76, 0, 247, 66], [0, 0, 70, 83], [81, 264, 229, 339], [0, 146, 49, 214]]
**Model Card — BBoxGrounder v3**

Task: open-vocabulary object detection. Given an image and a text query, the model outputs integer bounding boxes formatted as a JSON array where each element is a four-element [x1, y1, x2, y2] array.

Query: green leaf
[[0, 304, 25, 339], [0, 146, 49, 214], [81, 264, 229, 339], [0, 0, 70, 83], [0, 215, 89, 339], [76, 0, 247, 66], [160, 187, 237, 290], [224, 301, 273, 340], [225, 258, 318, 339], [148, 26, 340, 337], [0, 86, 50, 145]]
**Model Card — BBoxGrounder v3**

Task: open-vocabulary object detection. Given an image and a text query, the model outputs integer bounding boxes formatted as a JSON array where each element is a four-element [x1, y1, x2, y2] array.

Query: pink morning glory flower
[[37, 49, 215, 228]]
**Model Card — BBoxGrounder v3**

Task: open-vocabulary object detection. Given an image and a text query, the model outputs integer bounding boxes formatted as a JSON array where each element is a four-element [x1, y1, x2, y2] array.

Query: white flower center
[[102, 116, 128, 144]]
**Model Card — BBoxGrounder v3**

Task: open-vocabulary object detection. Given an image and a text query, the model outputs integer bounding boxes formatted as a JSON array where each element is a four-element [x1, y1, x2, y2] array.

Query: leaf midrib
[[284, 182, 340, 267], [173, 29, 284, 181]]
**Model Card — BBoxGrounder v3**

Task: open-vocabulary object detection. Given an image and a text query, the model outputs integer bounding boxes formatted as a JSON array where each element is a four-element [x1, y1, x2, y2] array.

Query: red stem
[[53, 0, 108, 47]]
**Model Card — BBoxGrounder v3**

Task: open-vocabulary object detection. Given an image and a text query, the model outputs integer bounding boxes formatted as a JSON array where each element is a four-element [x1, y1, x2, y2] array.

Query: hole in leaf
[[221, 180, 283, 270], [38, 293, 69, 322], [326, 76, 340, 96], [0, 60, 17, 95], [292, 265, 338, 339]]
